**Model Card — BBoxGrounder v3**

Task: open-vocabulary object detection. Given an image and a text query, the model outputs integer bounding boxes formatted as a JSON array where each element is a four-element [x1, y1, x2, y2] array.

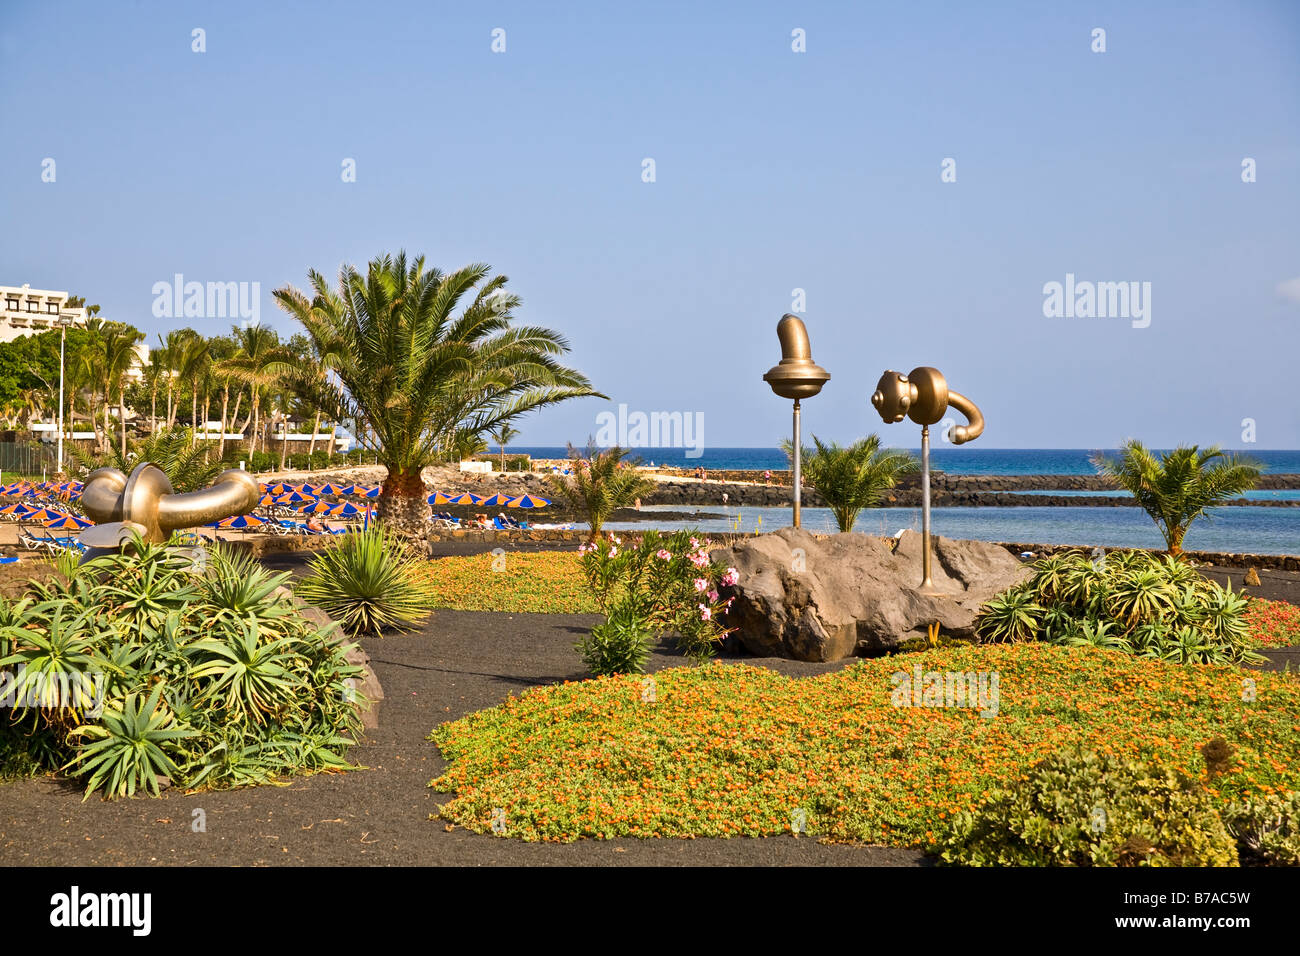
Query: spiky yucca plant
[[295, 527, 434, 636], [1094, 442, 1262, 555]]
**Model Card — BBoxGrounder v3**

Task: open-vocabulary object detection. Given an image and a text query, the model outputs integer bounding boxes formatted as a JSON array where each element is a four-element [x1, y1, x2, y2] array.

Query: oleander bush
[[295, 526, 435, 636], [0, 535, 363, 798], [975, 549, 1259, 665], [576, 529, 737, 672], [935, 748, 1239, 866]]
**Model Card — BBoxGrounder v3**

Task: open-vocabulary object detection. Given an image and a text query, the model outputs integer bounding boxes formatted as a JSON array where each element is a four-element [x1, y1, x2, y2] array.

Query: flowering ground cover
[[1243, 597, 1300, 649], [428, 644, 1300, 848], [415, 552, 597, 614]]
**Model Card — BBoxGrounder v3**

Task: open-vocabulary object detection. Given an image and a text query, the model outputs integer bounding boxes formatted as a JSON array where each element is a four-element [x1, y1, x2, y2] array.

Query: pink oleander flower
[[656, 549, 672, 560], [689, 552, 708, 568], [693, 577, 708, 592], [707, 589, 719, 602], [721, 568, 739, 587], [609, 547, 618, 557], [698, 604, 712, 621], [690, 537, 700, 549]]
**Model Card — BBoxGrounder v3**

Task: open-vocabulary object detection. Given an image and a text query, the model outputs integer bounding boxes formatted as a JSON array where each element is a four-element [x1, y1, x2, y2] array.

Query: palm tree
[[1094, 441, 1263, 555], [780, 434, 918, 533], [103, 324, 144, 457], [274, 252, 603, 531], [548, 445, 655, 542], [176, 334, 210, 446], [217, 324, 291, 460], [491, 424, 520, 472]]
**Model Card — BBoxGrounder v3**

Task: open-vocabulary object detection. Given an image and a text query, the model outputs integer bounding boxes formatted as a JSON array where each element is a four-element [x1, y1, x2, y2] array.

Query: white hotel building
[[0, 283, 88, 343]]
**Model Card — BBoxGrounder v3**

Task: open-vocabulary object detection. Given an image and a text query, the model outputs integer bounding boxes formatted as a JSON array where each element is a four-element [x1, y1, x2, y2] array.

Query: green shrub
[[575, 599, 654, 676], [1224, 792, 1300, 866], [0, 535, 363, 798], [296, 526, 434, 637], [975, 550, 1259, 664], [935, 748, 1239, 866]]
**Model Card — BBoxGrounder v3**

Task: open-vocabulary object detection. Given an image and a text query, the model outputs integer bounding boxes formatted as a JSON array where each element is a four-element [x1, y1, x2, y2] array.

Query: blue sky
[[2, 0, 1298, 449]]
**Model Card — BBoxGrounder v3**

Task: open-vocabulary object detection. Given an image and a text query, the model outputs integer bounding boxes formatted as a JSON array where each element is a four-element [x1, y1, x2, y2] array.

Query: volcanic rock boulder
[[711, 527, 1030, 662]]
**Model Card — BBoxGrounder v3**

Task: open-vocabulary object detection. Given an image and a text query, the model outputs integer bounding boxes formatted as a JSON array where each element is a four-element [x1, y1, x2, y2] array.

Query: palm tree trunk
[[308, 411, 320, 456], [218, 386, 230, 460], [191, 386, 199, 447], [119, 387, 127, 457], [279, 414, 288, 471], [377, 466, 429, 535]]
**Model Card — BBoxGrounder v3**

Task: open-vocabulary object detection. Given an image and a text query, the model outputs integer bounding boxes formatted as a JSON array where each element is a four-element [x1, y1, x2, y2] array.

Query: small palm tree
[[780, 434, 918, 533], [548, 445, 655, 542], [1093, 441, 1262, 555], [491, 424, 520, 472], [77, 427, 224, 493]]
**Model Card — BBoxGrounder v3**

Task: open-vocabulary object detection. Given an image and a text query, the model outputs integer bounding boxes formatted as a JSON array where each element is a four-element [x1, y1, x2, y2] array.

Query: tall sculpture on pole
[[870, 367, 984, 593], [763, 315, 830, 529]]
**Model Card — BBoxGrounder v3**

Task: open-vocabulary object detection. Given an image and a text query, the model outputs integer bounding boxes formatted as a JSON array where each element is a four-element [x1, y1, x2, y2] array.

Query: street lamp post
[[762, 314, 830, 529], [54, 313, 74, 480]]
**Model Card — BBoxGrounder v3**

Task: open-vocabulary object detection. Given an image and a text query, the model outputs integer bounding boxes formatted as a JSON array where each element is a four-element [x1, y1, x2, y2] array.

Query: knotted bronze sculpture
[[871, 367, 985, 594], [78, 462, 261, 560]]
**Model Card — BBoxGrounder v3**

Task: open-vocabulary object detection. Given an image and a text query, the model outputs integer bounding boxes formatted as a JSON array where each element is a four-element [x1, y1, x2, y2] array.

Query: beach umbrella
[[258, 494, 279, 507], [506, 494, 551, 508], [0, 503, 30, 515], [478, 493, 514, 507], [426, 491, 457, 505], [297, 500, 338, 514], [449, 492, 484, 506], [358, 485, 380, 498], [314, 483, 345, 496], [263, 482, 292, 496], [328, 502, 361, 516], [1, 483, 26, 496], [275, 491, 316, 504], [43, 513, 92, 530], [21, 508, 66, 524], [216, 514, 266, 529], [335, 484, 357, 495]]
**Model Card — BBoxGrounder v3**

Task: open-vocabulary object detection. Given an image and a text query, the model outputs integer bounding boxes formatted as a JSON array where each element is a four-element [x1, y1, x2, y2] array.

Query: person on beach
[[634, 497, 641, 510], [305, 515, 325, 534], [764, 470, 772, 485]]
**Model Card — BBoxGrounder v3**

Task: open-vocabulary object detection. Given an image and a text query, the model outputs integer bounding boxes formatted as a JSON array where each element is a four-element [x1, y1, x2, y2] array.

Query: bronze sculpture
[[871, 367, 984, 593], [78, 462, 261, 559], [763, 314, 830, 529]]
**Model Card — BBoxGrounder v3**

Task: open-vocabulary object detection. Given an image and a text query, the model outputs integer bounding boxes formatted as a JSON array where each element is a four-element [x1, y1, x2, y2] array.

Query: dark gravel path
[[0, 608, 925, 867]]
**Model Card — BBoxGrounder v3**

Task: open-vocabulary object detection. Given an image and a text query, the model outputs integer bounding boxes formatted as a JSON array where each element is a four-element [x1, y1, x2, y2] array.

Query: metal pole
[[792, 398, 801, 529], [920, 424, 933, 591], [57, 322, 66, 477]]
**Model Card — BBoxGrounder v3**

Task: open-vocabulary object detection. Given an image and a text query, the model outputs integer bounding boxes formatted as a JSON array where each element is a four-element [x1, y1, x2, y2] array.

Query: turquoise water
[[995, 489, 1300, 500], [507, 447, 1300, 475], [607, 505, 1300, 554]]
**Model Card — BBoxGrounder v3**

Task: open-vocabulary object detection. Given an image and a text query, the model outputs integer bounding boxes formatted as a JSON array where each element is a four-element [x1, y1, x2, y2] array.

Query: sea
[[504, 446, 1300, 554], [504, 447, 1300, 475]]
